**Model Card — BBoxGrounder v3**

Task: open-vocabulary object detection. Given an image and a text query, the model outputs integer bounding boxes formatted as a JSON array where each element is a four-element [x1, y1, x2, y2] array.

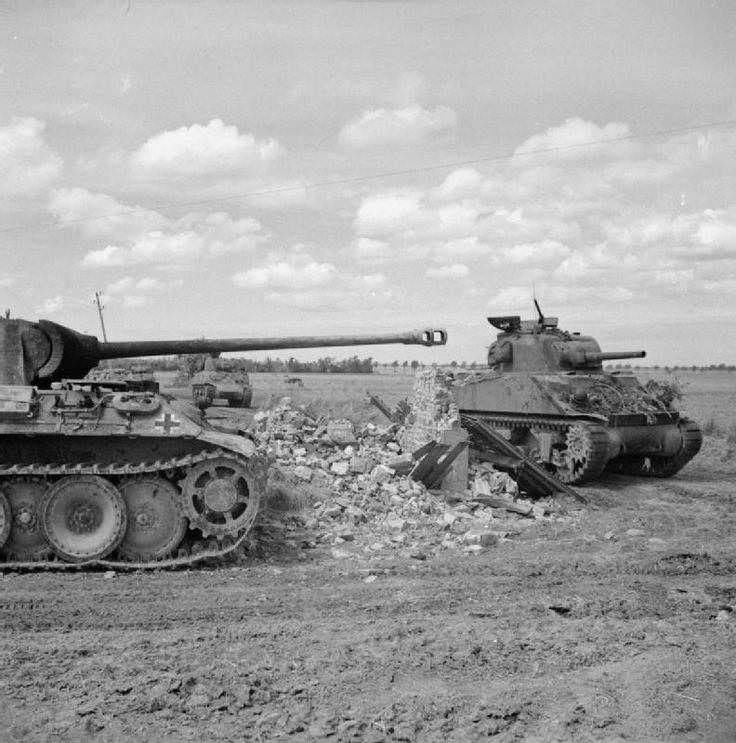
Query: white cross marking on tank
[[154, 413, 181, 434]]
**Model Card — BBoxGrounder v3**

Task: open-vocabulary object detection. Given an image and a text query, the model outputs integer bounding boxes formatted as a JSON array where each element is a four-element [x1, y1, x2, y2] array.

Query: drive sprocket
[[181, 456, 260, 538], [553, 422, 610, 484]]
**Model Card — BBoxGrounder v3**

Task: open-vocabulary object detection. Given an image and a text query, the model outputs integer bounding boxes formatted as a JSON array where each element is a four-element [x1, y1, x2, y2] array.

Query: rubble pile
[[249, 397, 555, 559]]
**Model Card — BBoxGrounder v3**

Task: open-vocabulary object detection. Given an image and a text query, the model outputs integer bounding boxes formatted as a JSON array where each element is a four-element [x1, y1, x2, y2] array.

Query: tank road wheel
[[39, 476, 127, 563], [118, 478, 188, 561], [181, 457, 259, 538], [0, 479, 52, 560], [553, 423, 610, 484], [0, 491, 11, 550]]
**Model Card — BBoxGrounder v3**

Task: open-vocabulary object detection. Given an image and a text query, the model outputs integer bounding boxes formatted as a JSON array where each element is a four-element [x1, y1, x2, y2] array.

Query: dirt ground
[[2, 373, 735, 742]]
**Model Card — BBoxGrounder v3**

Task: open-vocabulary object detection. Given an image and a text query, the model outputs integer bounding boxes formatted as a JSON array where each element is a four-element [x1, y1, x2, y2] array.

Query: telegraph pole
[[94, 291, 108, 341], [94, 292, 112, 368]]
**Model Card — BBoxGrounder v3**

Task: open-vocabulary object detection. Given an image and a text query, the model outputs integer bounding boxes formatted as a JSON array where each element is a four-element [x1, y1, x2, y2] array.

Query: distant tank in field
[[0, 317, 446, 568], [191, 356, 253, 410], [454, 303, 702, 484]]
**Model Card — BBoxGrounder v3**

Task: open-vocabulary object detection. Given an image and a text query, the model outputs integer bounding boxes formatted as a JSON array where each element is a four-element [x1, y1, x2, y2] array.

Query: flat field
[[1, 370, 735, 742]]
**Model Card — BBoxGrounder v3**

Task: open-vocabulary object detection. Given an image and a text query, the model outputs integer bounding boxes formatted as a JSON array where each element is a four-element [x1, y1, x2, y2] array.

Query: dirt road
[[1, 449, 735, 743]]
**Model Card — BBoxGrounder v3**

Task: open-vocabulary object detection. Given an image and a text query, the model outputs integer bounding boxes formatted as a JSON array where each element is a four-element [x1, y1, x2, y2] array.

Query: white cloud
[[35, 295, 65, 314], [487, 287, 534, 311], [513, 117, 632, 161], [49, 188, 167, 238], [72, 193, 266, 267], [344, 117, 736, 321], [232, 260, 337, 290], [105, 276, 176, 294], [501, 240, 572, 265], [230, 251, 392, 314], [432, 237, 490, 264], [432, 168, 485, 201], [351, 238, 393, 263], [121, 295, 152, 308], [0, 117, 62, 196], [130, 119, 283, 176], [338, 105, 458, 149], [100, 276, 182, 309], [426, 263, 469, 279], [354, 190, 432, 236], [105, 277, 135, 294]]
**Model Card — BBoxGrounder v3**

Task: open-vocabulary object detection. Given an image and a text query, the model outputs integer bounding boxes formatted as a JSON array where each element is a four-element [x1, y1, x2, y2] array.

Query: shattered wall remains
[[402, 369, 468, 491]]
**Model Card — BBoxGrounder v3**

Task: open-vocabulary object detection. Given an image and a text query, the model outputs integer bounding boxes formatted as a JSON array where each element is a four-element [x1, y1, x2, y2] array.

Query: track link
[[461, 413, 610, 484]]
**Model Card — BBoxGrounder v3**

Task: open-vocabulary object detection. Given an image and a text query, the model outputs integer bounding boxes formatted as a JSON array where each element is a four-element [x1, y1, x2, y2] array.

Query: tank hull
[[0, 384, 267, 568], [454, 371, 702, 484]]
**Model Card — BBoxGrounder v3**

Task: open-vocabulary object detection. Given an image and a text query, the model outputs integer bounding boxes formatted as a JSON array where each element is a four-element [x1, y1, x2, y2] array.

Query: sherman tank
[[191, 356, 253, 410], [453, 304, 702, 484], [0, 317, 446, 568]]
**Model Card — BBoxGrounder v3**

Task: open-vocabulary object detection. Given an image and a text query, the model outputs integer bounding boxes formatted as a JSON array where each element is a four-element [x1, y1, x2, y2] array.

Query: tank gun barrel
[[0, 318, 446, 387], [98, 328, 447, 360], [582, 350, 646, 363]]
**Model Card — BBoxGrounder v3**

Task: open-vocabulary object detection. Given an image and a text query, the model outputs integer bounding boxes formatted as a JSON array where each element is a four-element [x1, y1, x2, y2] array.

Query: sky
[[1, 0, 735, 366]]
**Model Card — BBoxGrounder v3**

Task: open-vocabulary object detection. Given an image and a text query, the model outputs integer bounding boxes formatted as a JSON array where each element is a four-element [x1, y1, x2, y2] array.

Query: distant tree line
[[99, 357, 736, 375], [606, 364, 736, 372], [240, 355, 376, 374], [104, 355, 379, 375]]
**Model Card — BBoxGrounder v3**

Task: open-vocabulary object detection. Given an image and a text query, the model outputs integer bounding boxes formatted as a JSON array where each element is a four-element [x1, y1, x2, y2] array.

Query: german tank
[[191, 356, 253, 410], [0, 317, 446, 568], [86, 364, 159, 393], [453, 304, 701, 484]]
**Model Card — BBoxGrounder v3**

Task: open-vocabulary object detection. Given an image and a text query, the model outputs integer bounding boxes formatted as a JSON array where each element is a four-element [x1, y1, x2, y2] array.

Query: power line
[[3, 118, 736, 236]]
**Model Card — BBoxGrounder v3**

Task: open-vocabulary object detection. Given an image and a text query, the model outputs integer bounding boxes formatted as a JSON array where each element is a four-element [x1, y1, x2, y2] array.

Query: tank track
[[0, 448, 263, 571], [462, 412, 610, 484], [464, 413, 596, 433], [605, 417, 703, 478]]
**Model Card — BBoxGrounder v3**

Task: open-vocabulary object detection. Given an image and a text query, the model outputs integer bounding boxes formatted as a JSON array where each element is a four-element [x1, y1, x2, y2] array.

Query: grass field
[[161, 367, 736, 439]]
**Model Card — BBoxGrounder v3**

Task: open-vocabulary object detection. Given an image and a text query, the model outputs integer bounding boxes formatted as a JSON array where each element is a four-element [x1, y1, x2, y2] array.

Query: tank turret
[[454, 305, 701, 485], [0, 316, 446, 568], [486, 313, 646, 372]]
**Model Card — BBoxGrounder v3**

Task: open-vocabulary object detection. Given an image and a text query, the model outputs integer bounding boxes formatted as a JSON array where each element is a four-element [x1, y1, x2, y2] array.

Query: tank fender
[[197, 430, 258, 459], [607, 424, 686, 458]]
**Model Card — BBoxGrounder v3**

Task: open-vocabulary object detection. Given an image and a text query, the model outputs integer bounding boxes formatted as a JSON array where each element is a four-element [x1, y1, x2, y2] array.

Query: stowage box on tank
[[0, 317, 446, 568], [453, 304, 702, 484]]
